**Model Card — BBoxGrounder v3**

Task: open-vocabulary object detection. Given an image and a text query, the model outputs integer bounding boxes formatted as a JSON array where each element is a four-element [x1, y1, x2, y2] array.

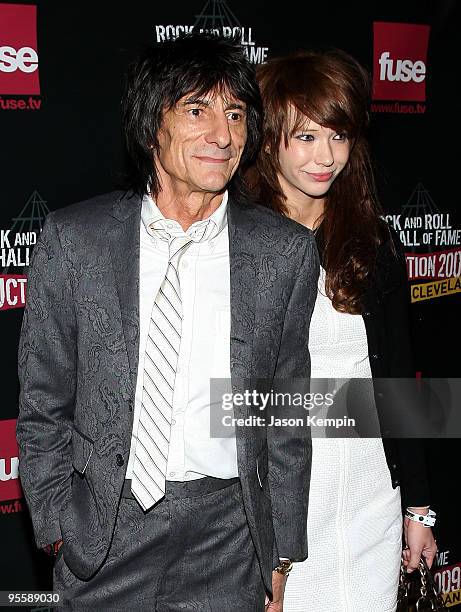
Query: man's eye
[[190, 108, 202, 117], [228, 112, 242, 121]]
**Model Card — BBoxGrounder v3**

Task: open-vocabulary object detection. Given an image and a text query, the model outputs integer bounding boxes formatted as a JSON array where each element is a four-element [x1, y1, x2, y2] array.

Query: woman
[[246, 49, 437, 612]]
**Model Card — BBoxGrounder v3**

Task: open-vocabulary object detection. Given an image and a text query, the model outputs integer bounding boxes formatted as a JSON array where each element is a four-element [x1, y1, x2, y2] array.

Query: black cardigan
[[316, 224, 431, 508]]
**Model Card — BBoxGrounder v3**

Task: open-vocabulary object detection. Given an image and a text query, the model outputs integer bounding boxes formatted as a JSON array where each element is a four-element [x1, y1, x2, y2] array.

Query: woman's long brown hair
[[246, 49, 388, 314]]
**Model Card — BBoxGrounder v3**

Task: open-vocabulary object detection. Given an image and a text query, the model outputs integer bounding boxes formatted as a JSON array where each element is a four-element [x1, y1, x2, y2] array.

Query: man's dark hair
[[122, 32, 263, 197]]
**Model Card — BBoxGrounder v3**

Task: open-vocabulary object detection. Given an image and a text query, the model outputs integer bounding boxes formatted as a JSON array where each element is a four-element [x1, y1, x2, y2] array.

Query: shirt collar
[[141, 191, 228, 242]]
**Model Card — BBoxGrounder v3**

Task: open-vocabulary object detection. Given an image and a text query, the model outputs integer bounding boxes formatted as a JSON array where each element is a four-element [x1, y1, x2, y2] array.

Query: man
[[17, 33, 319, 611]]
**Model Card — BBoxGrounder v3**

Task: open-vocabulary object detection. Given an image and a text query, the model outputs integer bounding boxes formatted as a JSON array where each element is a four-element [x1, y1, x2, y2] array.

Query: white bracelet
[[405, 508, 436, 527]]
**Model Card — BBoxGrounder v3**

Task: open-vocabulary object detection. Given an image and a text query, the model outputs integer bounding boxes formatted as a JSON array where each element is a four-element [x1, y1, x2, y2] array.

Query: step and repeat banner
[[1, 0, 459, 609]]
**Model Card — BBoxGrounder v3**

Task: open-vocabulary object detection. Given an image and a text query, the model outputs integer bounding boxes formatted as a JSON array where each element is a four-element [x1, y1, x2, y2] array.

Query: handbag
[[396, 556, 446, 611]]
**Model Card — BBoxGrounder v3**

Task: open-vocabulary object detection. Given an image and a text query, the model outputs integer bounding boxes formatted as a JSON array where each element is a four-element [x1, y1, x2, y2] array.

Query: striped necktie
[[131, 226, 209, 510]]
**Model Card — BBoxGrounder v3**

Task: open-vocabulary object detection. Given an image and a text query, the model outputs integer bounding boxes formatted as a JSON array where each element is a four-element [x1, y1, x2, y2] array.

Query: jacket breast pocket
[[71, 427, 94, 475]]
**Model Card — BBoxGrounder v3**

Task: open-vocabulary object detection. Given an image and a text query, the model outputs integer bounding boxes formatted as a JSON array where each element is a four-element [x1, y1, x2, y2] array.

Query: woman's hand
[[402, 508, 437, 573]]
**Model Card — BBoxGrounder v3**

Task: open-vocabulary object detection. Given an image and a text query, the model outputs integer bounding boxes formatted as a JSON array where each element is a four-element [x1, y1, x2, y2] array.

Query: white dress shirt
[[126, 191, 238, 481]]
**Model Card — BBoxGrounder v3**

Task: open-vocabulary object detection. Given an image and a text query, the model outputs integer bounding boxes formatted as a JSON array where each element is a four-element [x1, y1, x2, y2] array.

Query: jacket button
[[371, 353, 380, 360], [377, 392, 384, 399], [363, 311, 371, 318], [116, 454, 124, 467], [394, 479, 400, 486], [392, 463, 397, 469]]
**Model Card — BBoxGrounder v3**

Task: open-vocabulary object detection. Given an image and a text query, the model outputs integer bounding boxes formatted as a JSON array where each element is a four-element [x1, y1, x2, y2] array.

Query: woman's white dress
[[284, 267, 402, 612]]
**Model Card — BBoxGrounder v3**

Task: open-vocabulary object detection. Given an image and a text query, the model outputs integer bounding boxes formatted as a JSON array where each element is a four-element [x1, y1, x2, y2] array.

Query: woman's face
[[276, 113, 351, 203]]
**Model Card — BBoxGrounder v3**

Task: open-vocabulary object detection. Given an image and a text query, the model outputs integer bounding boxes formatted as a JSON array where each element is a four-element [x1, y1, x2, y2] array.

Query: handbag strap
[[416, 557, 445, 611], [397, 556, 446, 611]]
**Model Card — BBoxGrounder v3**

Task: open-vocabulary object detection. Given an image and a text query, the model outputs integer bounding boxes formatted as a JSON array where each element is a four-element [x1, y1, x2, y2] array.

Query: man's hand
[[264, 571, 287, 611], [43, 538, 63, 558]]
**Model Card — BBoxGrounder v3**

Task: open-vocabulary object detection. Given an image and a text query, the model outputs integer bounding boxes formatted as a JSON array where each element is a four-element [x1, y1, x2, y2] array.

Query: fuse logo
[[378, 52, 426, 83], [373, 22, 430, 102], [0, 3, 40, 95], [0, 46, 38, 73], [0, 419, 23, 503]]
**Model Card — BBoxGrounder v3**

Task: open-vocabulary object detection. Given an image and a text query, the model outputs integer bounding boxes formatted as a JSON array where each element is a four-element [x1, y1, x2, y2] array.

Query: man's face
[[155, 89, 248, 195]]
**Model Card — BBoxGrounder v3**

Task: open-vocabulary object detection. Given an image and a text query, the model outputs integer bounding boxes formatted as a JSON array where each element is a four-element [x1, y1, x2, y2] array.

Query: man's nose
[[205, 114, 232, 149]]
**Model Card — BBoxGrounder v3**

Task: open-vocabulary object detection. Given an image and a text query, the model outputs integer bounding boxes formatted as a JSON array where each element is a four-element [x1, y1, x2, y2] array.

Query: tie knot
[[168, 235, 194, 263], [167, 221, 211, 262]]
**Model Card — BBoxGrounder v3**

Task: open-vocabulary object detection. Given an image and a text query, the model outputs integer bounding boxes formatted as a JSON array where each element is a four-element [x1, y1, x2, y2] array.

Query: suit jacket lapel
[[107, 192, 141, 397], [228, 196, 258, 416]]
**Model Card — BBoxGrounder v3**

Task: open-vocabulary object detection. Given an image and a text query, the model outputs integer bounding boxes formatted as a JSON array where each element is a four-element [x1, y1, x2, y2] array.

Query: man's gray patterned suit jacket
[[16, 190, 319, 592]]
